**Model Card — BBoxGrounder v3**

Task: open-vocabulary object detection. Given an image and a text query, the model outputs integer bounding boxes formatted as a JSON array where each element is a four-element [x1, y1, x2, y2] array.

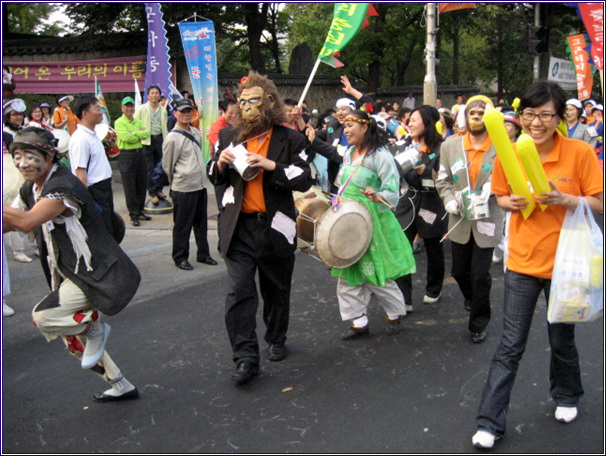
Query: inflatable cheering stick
[[516, 133, 550, 211]]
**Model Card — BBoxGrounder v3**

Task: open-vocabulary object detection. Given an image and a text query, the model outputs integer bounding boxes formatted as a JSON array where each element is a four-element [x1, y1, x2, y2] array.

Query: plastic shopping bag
[[548, 198, 603, 323]]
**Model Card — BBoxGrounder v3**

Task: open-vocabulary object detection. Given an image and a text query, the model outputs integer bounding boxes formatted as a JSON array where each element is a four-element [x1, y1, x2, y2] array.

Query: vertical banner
[[578, 3, 603, 71], [144, 3, 180, 102], [567, 34, 593, 100], [95, 76, 111, 125], [178, 21, 219, 164]]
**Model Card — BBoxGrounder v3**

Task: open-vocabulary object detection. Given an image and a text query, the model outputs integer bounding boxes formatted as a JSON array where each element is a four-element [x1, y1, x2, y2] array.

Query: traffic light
[[528, 25, 549, 55]]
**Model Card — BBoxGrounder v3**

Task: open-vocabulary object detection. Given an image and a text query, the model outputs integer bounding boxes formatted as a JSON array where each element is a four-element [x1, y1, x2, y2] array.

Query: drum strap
[[332, 155, 365, 209]]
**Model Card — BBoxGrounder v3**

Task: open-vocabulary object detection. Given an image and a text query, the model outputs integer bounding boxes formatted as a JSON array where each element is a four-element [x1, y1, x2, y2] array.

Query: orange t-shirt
[[463, 133, 492, 188], [52, 107, 79, 135], [241, 130, 273, 214], [492, 134, 603, 278]]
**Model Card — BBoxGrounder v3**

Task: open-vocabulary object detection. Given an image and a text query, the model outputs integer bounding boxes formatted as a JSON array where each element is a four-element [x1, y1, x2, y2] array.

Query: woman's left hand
[[536, 181, 575, 209], [361, 187, 380, 202]]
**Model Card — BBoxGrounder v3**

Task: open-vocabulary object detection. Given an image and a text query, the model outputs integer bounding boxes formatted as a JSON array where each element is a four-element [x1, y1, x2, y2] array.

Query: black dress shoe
[[131, 218, 140, 227], [93, 388, 139, 403], [231, 361, 260, 384], [471, 331, 487, 344], [138, 214, 152, 221], [197, 256, 218, 266], [268, 343, 287, 362], [340, 325, 369, 340], [176, 260, 193, 271], [464, 299, 472, 312]]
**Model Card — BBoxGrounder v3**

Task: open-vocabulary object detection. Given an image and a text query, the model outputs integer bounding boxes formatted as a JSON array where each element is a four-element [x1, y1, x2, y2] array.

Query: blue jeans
[[476, 270, 584, 437]]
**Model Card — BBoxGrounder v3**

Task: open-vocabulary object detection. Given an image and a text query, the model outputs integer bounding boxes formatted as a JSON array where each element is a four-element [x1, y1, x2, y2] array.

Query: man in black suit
[[209, 71, 311, 384]]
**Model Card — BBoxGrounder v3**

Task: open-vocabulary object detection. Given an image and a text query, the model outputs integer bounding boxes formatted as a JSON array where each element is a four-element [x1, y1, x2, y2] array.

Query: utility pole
[[423, 3, 437, 106], [533, 3, 540, 81]]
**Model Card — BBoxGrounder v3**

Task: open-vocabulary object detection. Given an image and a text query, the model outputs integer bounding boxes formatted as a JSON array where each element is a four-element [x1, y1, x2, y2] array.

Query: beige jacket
[[162, 125, 206, 193]]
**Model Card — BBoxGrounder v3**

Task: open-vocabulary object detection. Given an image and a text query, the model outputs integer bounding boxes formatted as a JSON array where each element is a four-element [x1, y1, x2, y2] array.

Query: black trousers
[[143, 135, 163, 196], [88, 178, 114, 239], [395, 226, 444, 306], [224, 216, 295, 365], [118, 148, 147, 220], [451, 236, 494, 333], [171, 188, 210, 263]]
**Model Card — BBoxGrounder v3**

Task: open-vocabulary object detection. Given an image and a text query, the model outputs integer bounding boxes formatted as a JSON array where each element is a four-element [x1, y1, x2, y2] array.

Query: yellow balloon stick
[[483, 105, 535, 219], [516, 133, 551, 211]]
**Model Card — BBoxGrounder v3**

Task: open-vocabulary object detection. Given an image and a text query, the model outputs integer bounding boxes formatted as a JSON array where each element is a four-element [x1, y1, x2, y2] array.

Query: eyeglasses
[[9, 112, 24, 117], [521, 111, 557, 122]]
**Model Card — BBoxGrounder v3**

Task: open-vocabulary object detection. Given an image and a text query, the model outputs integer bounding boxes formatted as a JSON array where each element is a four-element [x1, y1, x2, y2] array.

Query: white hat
[[3, 98, 26, 116], [592, 104, 604, 113], [58, 95, 74, 104], [566, 99, 582, 109], [336, 98, 356, 110], [371, 114, 387, 131]]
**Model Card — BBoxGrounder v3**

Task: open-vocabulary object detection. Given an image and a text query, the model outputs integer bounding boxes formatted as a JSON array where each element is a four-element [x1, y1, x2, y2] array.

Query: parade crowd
[[2, 67, 603, 449]]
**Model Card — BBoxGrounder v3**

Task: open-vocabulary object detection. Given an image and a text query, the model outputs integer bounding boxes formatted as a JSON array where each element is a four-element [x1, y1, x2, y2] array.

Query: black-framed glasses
[[521, 111, 557, 122]]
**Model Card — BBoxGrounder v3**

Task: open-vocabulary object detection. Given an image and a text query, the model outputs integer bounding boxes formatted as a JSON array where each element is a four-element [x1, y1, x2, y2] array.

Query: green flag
[[318, 3, 378, 66], [94, 76, 111, 125]]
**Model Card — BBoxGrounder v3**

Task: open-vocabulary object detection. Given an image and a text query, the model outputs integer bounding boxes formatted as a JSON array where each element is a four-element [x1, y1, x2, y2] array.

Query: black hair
[[73, 95, 98, 120], [397, 106, 412, 121], [345, 110, 387, 156], [146, 84, 162, 96], [27, 105, 43, 121], [519, 81, 566, 119], [441, 111, 454, 130], [218, 99, 236, 112], [283, 98, 298, 107], [410, 106, 443, 151]]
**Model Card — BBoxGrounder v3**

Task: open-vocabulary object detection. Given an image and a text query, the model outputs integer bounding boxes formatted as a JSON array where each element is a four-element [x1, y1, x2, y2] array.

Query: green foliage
[[5, 3, 67, 35]]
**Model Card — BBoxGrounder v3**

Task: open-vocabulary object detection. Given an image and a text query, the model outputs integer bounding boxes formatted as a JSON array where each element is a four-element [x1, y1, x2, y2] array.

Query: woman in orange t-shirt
[[471, 81, 604, 449], [52, 95, 79, 134]]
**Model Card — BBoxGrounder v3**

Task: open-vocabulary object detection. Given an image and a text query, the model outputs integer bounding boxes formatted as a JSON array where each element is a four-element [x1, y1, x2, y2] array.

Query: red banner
[[567, 34, 593, 100], [439, 3, 476, 14], [4, 56, 146, 94], [578, 3, 603, 71]]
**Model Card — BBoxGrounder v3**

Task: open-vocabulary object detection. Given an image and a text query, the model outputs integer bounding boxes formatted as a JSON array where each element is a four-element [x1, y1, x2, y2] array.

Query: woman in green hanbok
[[332, 110, 416, 340]]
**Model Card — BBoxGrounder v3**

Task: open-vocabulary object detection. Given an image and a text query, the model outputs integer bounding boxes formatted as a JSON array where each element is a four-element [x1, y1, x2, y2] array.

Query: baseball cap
[[121, 96, 135, 105], [172, 97, 193, 111], [566, 99, 582, 109]]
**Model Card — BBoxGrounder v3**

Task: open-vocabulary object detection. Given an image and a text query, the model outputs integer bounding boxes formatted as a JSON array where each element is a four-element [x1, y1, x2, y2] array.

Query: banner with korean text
[[567, 34, 593, 100], [178, 21, 218, 164], [578, 3, 603, 71], [144, 3, 180, 102], [4, 56, 145, 94]]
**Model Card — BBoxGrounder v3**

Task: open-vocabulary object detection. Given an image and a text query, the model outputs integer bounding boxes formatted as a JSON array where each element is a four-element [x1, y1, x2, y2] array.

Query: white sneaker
[[423, 292, 442, 304], [81, 320, 111, 369], [492, 252, 503, 263], [33, 248, 40, 257], [14, 252, 33, 263], [3, 301, 15, 317], [472, 430, 496, 449], [405, 304, 413, 313], [555, 406, 578, 423]]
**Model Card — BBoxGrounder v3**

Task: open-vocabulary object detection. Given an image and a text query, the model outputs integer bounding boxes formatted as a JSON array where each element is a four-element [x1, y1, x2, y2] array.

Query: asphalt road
[[2, 179, 604, 454]]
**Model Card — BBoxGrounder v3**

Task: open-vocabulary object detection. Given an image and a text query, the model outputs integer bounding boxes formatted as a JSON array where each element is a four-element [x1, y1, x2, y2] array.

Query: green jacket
[[114, 114, 150, 150], [133, 102, 168, 146]]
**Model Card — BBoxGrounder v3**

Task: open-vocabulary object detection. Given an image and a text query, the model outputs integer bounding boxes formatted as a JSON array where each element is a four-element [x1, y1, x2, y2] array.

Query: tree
[[4, 3, 67, 35]]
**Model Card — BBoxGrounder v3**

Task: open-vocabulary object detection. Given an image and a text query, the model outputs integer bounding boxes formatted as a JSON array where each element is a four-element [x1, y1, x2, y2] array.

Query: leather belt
[[240, 212, 267, 220]]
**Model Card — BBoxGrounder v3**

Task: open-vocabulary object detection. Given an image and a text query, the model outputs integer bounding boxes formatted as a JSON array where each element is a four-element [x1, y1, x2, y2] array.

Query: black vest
[[20, 166, 140, 315]]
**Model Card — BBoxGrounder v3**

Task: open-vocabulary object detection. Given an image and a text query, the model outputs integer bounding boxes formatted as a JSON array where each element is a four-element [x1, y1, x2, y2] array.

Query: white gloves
[[445, 200, 460, 215]]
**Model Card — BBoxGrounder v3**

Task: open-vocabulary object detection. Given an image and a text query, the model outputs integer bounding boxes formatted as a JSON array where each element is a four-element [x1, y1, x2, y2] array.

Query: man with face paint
[[435, 95, 505, 344], [209, 71, 311, 384], [3, 127, 141, 402]]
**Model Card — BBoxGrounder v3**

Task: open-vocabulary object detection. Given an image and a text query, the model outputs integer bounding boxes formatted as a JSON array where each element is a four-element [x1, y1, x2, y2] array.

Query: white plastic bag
[[548, 198, 603, 323]]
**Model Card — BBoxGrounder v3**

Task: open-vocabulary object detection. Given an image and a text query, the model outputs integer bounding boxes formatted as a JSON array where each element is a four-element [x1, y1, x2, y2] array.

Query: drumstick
[[376, 194, 395, 211]]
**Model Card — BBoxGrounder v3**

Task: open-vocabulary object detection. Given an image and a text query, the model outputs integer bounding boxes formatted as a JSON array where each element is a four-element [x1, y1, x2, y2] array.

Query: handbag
[[547, 197, 603, 323]]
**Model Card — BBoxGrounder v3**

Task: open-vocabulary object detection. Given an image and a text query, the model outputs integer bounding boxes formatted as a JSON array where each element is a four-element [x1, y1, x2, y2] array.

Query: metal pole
[[533, 4, 540, 81], [423, 3, 437, 106]]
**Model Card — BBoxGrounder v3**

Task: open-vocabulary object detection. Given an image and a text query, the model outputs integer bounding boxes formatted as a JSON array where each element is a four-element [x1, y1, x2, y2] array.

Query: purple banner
[[144, 3, 179, 101], [4, 57, 145, 94]]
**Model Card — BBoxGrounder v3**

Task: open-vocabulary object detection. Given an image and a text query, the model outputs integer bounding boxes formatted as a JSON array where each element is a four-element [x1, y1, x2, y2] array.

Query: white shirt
[[69, 124, 112, 186], [403, 96, 416, 110]]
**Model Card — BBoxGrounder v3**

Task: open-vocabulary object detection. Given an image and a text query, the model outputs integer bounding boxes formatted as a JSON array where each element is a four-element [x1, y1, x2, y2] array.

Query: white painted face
[[13, 148, 54, 182]]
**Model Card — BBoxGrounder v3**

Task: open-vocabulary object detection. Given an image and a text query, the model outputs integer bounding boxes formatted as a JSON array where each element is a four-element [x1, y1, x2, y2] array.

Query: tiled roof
[[3, 32, 146, 56]]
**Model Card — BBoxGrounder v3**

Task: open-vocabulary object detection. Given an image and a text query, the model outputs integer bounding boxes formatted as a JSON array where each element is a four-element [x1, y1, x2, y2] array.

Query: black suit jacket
[[209, 125, 312, 258]]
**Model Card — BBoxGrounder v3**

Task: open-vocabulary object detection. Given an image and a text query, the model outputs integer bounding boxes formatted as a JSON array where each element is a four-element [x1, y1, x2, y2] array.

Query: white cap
[[566, 99, 582, 109], [336, 98, 356, 110]]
